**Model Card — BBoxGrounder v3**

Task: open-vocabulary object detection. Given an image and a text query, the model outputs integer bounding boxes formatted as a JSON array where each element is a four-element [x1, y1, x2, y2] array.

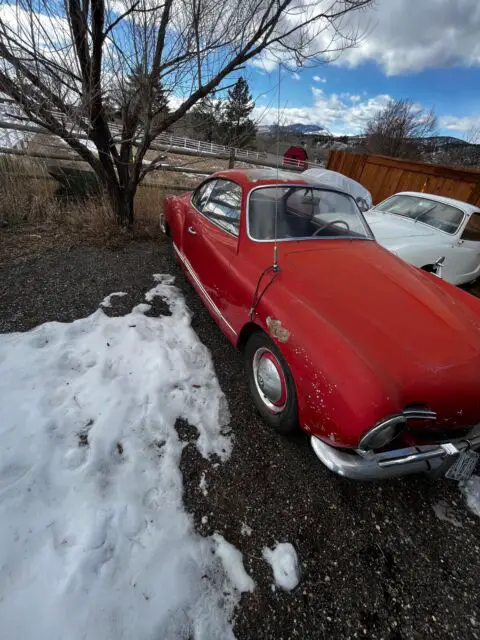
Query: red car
[[162, 169, 480, 481]]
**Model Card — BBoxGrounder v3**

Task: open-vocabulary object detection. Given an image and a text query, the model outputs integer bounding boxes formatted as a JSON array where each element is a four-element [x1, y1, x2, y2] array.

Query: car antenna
[[272, 62, 282, 273]]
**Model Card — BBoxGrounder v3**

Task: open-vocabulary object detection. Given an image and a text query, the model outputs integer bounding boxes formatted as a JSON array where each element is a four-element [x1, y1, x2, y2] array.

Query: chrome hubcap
[[252, 348, 287, 413]]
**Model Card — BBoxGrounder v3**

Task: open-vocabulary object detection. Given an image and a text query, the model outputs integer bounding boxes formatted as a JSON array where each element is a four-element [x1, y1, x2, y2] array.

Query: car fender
[[164, 194, 189, 249], [388, 240, 454, 269], [251, 283, 402, 448], [423, 270, 480, 313]]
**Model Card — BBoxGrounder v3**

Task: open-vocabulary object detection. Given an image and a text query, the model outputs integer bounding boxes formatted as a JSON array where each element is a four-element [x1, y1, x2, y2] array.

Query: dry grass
[[0, 156, 56, 224], [0, 154, 198, 246]]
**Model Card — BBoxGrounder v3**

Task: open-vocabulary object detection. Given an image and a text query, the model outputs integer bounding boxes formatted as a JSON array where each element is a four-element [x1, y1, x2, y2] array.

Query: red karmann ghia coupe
[[162, 169, 480, 481]]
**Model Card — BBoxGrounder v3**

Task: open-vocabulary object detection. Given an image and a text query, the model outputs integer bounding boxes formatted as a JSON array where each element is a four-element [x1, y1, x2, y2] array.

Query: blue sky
[[2, 0, 479, 140], [245, 0, 480, 139]]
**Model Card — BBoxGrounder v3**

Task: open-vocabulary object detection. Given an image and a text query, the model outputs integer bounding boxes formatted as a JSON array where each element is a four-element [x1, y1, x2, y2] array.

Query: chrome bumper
[[311, 431, 480, 481]]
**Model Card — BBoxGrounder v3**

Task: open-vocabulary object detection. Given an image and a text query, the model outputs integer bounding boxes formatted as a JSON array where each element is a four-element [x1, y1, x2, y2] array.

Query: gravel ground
[[1, 231, 480, 639]]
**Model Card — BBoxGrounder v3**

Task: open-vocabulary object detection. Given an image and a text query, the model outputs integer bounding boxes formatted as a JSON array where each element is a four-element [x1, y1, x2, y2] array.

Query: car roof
[[213, 168, 310, 185], [212, 168, 352, 193], [384, 191, 479, 215]]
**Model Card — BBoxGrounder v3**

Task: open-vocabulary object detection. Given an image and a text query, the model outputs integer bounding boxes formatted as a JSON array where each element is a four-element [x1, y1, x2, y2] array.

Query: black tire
[[244, 331, 298, 435]]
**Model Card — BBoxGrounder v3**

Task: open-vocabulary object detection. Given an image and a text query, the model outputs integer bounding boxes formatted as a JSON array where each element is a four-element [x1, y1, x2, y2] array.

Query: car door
[[452, 212, 480, 282], [182, 178, 242, 335]]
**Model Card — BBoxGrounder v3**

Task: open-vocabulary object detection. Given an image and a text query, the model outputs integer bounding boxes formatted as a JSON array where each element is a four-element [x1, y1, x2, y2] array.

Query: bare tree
[[0, 0, 373, 226], [364, 98, 437, 159]]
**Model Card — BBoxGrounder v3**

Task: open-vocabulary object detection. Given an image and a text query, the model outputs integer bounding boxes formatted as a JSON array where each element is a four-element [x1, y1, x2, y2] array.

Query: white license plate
[[445, 450, 479, 481]]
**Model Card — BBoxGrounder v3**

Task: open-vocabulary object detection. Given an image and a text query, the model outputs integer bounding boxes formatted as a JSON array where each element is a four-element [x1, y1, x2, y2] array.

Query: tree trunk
[[106, 181, 136, 229]]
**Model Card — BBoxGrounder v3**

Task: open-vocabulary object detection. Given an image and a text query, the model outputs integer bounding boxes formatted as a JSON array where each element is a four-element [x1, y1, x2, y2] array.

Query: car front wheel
[[245, 331, 298, 435]]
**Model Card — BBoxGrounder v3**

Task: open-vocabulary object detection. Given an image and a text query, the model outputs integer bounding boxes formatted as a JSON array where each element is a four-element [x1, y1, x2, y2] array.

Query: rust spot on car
[[266, 317, 290, 343]]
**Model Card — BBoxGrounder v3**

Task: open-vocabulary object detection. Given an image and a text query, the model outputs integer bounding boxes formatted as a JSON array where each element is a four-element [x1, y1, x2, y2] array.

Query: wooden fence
[[327, 150, 480, 206]]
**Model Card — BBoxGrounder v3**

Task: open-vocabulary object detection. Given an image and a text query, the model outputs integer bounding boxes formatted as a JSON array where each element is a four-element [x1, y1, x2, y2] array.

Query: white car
[[365, 192, 480, 285]]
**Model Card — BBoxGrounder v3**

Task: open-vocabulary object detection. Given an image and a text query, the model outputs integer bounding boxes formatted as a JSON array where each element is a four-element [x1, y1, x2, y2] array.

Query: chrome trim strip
[[173, 242, 238, 336], [246, 184, 375, 244], [378, 446, 451, 468], [403, 408, 437, 420]]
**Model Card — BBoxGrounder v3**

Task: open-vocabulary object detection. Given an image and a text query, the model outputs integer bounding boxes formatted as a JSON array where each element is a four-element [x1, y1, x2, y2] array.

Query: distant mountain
[[424, 135, 472, 147], [283, 123, 326, 134], [257, 123, 326, 135]]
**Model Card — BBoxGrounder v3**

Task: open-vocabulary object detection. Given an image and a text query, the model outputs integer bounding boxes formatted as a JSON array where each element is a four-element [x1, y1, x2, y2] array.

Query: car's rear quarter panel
[[164, 194, 189, 249]]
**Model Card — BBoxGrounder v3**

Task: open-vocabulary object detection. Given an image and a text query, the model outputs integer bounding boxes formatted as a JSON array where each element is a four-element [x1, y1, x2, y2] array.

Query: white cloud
[[335, 0, 480, 75], [255, 87, 479, 138], [313, 75, 326, 83], [0, 4, 70, 46], [439, 115, 480, 134], [254, 88, 392, 135], [291, 72, 301, 81], [251, 1, 480, 76], [250, 50, 282, 73]]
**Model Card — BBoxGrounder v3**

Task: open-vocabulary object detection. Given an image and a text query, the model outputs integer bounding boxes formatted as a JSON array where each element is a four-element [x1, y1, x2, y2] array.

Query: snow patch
[[462, 475, 480, 517], [100, 291, 127, 307], [263, 543, 300, 591], [432, 501, 463, 528], [241, 522, 252, 537], [0, 276, 242, 639], [213, 534, 255, 593]]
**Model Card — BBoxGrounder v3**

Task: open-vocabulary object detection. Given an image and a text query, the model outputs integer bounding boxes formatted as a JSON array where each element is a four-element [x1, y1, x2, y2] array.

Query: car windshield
[[375, 194, 464, 234], [248, 186, 373, 241]]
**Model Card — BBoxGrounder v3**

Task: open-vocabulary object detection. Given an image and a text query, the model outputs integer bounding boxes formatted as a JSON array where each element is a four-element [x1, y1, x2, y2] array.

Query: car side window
[[192, 180, 216, 211], [461, 213, 480, 241], [201, 179, 242, 236]]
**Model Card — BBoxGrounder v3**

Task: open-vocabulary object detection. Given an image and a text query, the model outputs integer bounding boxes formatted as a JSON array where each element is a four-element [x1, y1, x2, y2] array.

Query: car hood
[[281, 241, 480, 421], [365, 210, 439, 240]]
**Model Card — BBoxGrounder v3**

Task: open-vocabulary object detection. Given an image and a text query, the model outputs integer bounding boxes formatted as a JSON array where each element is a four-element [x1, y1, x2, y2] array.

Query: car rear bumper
[[311, 430, 480, 481]]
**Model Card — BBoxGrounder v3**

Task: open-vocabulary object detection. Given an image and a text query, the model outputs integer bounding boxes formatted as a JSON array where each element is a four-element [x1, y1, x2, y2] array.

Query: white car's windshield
[[248, 186, 373, 241], [375, 194, 464, 235]]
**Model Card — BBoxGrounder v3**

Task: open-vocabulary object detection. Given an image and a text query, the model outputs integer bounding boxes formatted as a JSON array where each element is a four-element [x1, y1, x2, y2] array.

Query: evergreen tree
[[222, 78, 256, 147], [191, 98, 223, 143], [124, 65, 169, 125]]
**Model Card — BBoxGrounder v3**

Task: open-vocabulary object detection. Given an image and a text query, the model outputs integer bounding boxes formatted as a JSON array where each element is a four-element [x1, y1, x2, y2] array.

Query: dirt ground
[[1, 226, 480, 639]]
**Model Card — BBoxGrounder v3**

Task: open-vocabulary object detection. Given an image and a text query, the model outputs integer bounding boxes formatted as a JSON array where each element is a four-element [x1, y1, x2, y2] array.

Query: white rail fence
[[0, 100, 322, 177], [152, 132, 268, 162]]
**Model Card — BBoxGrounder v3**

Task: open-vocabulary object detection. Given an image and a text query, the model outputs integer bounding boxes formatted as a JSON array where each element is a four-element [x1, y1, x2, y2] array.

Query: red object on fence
[[283, 146, 308, 169]]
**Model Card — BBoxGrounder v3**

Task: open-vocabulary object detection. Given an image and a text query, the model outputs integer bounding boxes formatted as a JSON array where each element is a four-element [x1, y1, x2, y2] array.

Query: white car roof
[[302, 168, 373, 210], [384, 191, 479, 216]]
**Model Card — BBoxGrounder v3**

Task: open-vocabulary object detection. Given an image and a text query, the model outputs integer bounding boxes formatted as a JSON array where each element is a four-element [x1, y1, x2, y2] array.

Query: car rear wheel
[[245, 331, 298, 435]]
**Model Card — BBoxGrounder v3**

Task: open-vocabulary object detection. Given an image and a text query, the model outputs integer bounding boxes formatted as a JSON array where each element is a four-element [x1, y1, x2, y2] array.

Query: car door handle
[[187, 226, 197, 235]]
